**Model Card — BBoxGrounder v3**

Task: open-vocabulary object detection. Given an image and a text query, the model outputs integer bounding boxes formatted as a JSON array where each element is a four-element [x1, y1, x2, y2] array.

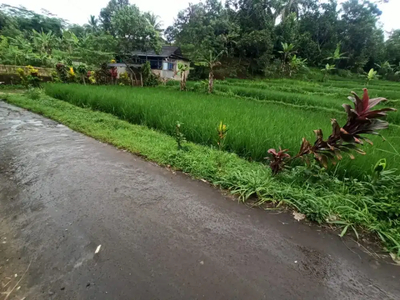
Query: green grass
[[45, 83, 400, 178], [167, 79, 400, 125], [44, 83, 342, 159], [4, 92, 400, 257]]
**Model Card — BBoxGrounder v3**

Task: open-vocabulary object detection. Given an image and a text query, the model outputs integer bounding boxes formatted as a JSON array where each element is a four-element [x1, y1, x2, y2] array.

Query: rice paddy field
[[44, 78, 400, 179]]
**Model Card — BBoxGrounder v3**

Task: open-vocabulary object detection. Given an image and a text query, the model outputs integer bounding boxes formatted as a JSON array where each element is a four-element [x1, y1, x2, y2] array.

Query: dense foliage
[[166, 0, 399, 79], [0, 2, 161, 68], [0, 1, 398, 80]]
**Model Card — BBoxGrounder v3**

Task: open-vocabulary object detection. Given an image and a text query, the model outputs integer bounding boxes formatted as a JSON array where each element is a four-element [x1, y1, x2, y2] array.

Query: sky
[[1, 0, 400, 34]]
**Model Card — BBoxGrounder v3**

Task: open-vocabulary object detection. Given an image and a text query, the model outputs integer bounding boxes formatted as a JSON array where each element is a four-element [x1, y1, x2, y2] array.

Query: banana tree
[[326, 42, 347, 68], [278, 42, 296, 75], [176, 63, 191, 91], [375, 61, 394, 78], [195, 50, 225, 93], [321, 63, 335, 81], [288, 55, 307, 77], [32, 29, 55, 56], [366, 68, 378, 85]]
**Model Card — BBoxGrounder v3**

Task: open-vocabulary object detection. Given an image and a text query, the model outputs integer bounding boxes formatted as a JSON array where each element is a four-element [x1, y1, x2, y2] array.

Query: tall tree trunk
[[208, 70, 214, 93], [140, 72, 143, 87], [82, 75, 86, 85]]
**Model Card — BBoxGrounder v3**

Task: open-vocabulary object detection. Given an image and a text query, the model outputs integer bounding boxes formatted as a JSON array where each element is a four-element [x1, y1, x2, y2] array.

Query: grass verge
[[3, 92, 400, 257]]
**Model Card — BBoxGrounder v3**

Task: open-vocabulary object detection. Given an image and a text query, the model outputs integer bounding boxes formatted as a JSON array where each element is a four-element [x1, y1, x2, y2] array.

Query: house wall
[[112, 66, 128, 79], [152, 59, 190, 81], [110, 59, 190, 82]]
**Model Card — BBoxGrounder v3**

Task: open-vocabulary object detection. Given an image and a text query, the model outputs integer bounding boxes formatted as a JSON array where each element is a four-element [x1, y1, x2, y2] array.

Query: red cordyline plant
[[110, 67, 118, 79], [267, 148, 291, 175], [267, 89, 396, 173]]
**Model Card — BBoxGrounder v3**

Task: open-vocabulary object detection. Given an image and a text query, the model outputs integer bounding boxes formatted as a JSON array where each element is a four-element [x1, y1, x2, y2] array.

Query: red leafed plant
[[268, 89, 396, 173], [267, 148, 291, 175], [109, 67, 118, 79]]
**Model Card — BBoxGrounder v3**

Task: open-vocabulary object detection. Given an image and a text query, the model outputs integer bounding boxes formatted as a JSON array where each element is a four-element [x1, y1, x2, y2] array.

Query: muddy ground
[[0, 102, 399, 299]]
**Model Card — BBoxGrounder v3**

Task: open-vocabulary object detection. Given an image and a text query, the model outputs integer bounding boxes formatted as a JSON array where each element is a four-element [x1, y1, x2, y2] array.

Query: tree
[[68, 24, 86, 37], [296, 0, 340, 65], [99, 0, 129, 34], [326, 42, 347, 66], [321, 63, 335, 81], [176, 63, 190, 90], [278, 42, 296, 74], [78, 32, 117, 67], [0, 4, 65, 36], [77, 64, 88, 85], [195, 49, 225, 93], [111, 4, 161, 54], [144, 12, 163, 33], [32, 29, 55, 56], [385, 30, 400, 66], [288, 55, 307, 77], [366, 68, 378, 85], [88, 15, 98, 30], [339, 0, 384, 71]]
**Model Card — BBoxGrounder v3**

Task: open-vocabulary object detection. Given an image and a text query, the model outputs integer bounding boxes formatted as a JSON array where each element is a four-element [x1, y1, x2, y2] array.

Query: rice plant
[[45, 83, 400, 178]]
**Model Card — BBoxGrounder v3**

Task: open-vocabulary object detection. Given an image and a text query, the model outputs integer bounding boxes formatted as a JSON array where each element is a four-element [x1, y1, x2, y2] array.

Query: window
[[168, 63, 174, 71]]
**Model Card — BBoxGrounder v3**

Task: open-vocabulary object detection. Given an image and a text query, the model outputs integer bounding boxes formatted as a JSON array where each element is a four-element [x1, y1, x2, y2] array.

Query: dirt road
[[0, 102, 399, 299]]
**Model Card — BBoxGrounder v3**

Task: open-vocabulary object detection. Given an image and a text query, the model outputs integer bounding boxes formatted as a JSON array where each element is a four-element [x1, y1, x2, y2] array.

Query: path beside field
[[0, 102, 399, 300]]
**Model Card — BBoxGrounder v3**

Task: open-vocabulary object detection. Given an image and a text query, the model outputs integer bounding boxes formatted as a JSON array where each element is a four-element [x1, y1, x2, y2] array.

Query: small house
[[112, 46, 190, 81]]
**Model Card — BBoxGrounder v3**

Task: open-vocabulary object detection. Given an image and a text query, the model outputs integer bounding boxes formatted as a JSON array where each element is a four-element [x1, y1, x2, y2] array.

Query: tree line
[[0, 1, 162, 68], [1, 0, 400, 80], [167, 0, 400, 78]]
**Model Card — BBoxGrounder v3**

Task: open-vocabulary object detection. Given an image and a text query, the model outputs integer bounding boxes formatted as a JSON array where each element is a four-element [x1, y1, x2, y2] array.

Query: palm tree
[[144, 12, 163, 33], [88, 15, 98, 31], [280, 0, 301, 20], [270, 0, 302, 23]]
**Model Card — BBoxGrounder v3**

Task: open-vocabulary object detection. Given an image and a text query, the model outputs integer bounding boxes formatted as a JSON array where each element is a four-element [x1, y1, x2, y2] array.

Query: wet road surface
[[0, 102, 399, 300]]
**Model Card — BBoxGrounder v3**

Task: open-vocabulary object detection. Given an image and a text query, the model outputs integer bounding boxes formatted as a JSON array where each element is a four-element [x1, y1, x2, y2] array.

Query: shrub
[[118, 72, 131, 86], [16, 66, 41, 88], [55, 63, 68, 83], [142, 61, 159, 87]]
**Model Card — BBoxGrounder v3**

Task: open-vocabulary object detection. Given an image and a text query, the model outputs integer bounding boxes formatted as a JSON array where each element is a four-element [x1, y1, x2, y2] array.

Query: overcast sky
[[2, 0, 399, 34]]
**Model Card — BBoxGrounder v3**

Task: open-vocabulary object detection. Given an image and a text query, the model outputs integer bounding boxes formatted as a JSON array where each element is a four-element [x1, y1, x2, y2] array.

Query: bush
[[16, 66, 41, 88], [55, 63, 68, 83], [25, 88, 43, 100], [118, 72, 131, 86], [142, 61, 160, 87]]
